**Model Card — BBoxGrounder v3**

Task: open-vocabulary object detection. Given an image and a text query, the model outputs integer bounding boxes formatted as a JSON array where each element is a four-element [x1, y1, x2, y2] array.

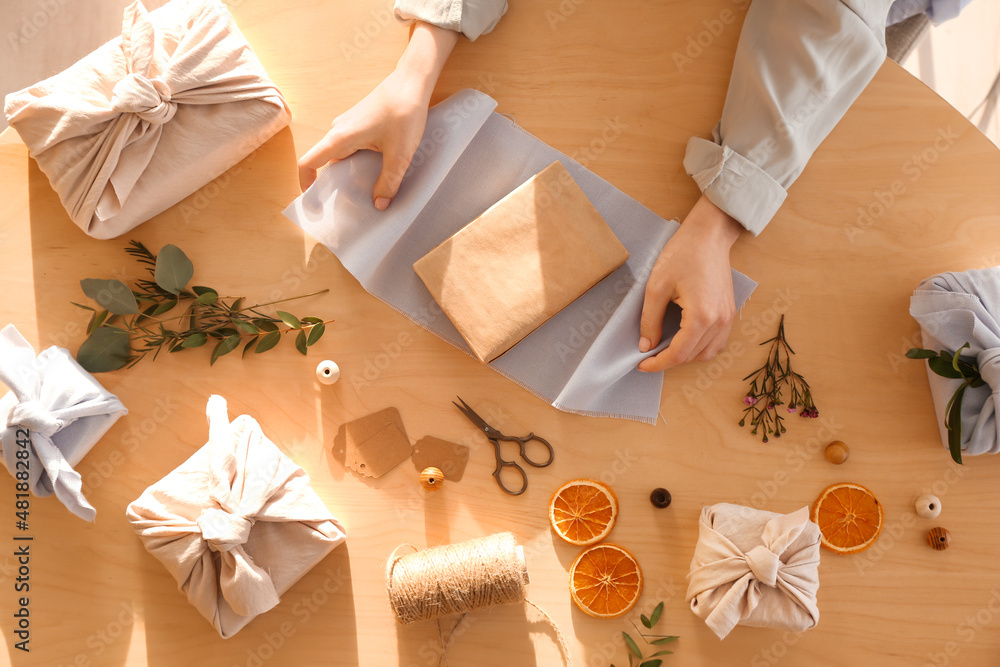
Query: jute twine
[[386, 532, 571, 666]]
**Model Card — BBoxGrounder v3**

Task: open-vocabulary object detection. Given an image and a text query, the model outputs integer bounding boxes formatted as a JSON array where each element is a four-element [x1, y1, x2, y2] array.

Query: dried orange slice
[[569, 543, 643, 618], [549, 479, 618, 546], [812, 482, 884, 554]]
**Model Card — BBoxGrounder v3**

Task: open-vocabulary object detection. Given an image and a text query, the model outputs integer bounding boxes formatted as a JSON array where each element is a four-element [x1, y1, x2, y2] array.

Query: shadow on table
[[137, 540, 358, 667], [395, 601, 559, 667]]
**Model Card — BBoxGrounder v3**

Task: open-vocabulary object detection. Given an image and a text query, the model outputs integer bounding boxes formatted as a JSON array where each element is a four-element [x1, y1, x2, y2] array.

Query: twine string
[[387, 533, 571, 666]]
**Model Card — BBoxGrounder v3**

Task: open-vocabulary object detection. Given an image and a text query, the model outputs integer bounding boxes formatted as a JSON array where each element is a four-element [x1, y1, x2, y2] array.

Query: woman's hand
[[297, 22, 459, 208], [638, 194, 744, 372]]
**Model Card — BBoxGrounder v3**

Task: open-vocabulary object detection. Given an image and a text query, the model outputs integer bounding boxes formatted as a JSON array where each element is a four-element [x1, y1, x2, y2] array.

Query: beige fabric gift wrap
[[413, 161, 629, 362], [685, 504, 821, 640], [126, 395, 346, 638], [3, 0, 290, 239]]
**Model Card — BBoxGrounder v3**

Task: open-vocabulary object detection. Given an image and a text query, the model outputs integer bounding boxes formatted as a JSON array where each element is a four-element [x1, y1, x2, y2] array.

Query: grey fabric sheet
[[911, 268, 1000, 456], [0, 324, 128, 520], [283, 89, 757, 423]]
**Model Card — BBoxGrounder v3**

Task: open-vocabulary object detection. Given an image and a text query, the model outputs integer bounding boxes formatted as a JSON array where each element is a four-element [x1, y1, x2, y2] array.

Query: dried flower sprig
[[611, 601, 678, 667], [72, 240, 332, 372], [740, 315, 819, 443], [905, 343, 982, 465]]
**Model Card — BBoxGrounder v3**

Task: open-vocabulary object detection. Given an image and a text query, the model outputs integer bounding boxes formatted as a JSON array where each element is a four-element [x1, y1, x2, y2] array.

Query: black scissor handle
[[501, 433, 554, 468], [491, 443, 529, 496]]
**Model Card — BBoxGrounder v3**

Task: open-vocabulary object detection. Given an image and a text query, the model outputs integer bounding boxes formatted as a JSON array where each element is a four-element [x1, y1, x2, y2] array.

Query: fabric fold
[[910, 268, 1000, 456], [4, 0, 290, 239], [686, 504, 821, 640], [0, 324, 128, 521], [126, 395, 346, 638], [283, 89, 756, 423]]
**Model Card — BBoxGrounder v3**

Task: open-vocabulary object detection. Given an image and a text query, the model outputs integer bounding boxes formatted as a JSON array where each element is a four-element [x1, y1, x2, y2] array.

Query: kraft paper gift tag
[[411, 436, 470, 481], [413, 161, 629, 362], [333, 407, 412, 478]]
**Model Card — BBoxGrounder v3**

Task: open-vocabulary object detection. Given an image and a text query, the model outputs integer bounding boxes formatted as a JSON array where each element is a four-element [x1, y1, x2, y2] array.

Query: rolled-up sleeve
[[685, 0, 894, 235], [394, 0, 508, 41]]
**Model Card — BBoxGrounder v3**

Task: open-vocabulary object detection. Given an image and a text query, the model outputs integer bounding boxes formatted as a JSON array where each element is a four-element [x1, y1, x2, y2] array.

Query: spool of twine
[[387, 532, 528, 625], [386, 532, 570, 666]]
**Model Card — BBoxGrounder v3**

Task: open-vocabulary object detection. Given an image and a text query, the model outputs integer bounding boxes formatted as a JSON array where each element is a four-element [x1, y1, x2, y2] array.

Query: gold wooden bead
[[824, 440, 850, 465], [420, 467, 444, 491], [927, 527, 951, 551]]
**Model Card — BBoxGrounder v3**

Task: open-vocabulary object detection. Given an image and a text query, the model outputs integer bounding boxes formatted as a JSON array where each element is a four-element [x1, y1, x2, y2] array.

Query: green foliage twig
[[906, 343, 983, 465], [72, 240, 332, 372], [611, 601, 678, 667], [739, 314, 819, 443]]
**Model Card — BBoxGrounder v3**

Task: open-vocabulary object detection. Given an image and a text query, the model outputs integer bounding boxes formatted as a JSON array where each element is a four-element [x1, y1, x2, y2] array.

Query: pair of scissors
[[453, 397, 555, 496]]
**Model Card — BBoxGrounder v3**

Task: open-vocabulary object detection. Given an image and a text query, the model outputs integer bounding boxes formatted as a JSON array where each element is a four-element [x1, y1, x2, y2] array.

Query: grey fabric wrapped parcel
[[0, 324, 128, 520], [910, 268, 1000, 456]]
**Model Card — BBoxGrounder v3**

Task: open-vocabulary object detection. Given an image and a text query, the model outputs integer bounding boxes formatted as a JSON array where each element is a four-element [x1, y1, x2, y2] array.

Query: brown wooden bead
[[420, 467, 444, 491], [927, 527, 951, 551], [824, 441, 850, 465]]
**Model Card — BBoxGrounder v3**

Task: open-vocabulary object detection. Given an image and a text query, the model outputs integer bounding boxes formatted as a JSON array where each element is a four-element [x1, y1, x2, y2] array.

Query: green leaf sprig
[[906, 342, 983, 465], [611, 601, 678, 667], [73, 241, 332, 372], [739, 314, 819, 443]]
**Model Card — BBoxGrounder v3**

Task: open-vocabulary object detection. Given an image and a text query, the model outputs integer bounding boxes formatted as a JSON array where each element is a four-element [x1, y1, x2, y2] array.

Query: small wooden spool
[[927, 527, 951, 551], [420, 466, 444, 491]]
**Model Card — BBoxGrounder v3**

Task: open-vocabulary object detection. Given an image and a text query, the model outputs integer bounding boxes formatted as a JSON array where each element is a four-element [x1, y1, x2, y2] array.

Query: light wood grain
[[2, 1, 1000, 666]]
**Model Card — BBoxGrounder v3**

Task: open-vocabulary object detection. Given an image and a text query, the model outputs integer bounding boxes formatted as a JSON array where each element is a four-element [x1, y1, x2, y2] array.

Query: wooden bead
[[420, 467, 444, 491], [927, 527, 951, 550], [824, 441, 850, 465], [649, 488, 671, 509], [915, 494, 942, 520]]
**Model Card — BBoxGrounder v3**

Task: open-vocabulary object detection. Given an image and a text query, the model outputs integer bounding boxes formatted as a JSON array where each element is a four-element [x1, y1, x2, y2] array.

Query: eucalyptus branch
[[612, 601, 678, 667], [72, 241, 333, 372], [906, 342, 983, 464]]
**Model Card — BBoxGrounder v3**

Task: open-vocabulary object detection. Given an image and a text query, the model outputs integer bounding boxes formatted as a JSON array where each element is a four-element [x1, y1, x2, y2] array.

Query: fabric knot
[[197, 507, 254, 553], [111, 73, 176, 125], [8, 400, 63, 437], [744, 545, 780, 587], [977, 348, 1000, 392]]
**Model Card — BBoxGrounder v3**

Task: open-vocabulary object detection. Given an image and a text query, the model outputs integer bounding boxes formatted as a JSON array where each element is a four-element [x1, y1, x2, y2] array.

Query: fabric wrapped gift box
[[3, 0, 290, 239], [0, 324, 128, 521], [685, 503, 821, 640], [910, 268, 1000, 457], [126, 395, 347, 638]]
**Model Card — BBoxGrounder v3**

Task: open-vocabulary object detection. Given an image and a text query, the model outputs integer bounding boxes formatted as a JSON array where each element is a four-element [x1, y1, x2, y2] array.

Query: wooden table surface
[[3, 1, 1000, 665]]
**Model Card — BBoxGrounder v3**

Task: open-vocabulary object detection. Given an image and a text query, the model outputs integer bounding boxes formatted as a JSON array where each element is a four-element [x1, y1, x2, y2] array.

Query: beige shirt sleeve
[[394, 0, 508, 41], [684, 0, 895, 235]]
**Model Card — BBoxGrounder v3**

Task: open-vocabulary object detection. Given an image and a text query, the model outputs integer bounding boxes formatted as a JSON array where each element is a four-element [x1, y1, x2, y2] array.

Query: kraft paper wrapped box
[[414, 161, 630, 363], [126, 395, 346, 638], [686, 504, 821, 640], [3, 0, 290, 239]]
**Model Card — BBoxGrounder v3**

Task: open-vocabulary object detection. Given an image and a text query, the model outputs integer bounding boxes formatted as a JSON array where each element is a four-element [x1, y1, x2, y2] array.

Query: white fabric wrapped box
[[4, 0, 290, 239], [126, 395, 346, 638], [686, 503, 821, 640], [0, 324, 128, 521]]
